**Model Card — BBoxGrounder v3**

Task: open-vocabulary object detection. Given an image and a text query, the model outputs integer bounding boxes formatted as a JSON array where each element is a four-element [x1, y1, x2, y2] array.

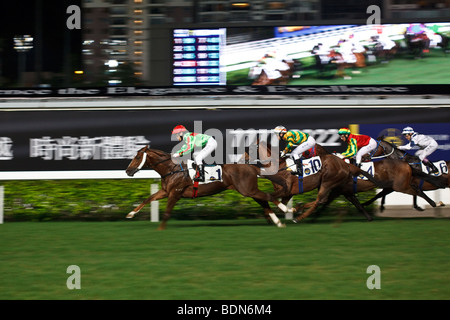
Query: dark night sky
[[0, 0, 82, 84]]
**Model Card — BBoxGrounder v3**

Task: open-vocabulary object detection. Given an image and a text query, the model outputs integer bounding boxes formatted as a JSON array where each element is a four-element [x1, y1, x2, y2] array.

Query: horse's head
[[126, 146, 173, 177], [126, 146, 150, 177]]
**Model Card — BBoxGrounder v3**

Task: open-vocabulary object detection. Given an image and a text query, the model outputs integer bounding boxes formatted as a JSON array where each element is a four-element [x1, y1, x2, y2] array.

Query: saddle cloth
[[421, 160, 448, 176], [187, 160, 223, 184], [286, 156, 322, 177]]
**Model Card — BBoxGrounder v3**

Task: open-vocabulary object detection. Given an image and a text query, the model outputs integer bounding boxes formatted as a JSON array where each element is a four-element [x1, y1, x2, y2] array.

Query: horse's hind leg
[[294, 188, 331, 223], [126, 189, 167, 218], [158, 192, 182, 230]]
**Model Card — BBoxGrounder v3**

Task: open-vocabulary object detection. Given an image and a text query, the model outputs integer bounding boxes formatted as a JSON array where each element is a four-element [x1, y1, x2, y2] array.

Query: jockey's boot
[[424, 160, 439, 174], [294, 158, 303, 176], [194, 164, 205, 182]]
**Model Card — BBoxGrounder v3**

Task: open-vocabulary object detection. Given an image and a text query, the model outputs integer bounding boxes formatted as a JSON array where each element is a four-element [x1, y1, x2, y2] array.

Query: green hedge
[[1, 178, 376, 221]]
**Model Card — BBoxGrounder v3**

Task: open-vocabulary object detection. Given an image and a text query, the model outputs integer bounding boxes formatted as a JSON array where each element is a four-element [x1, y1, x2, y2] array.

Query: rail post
[[150, 183, 159, 222]]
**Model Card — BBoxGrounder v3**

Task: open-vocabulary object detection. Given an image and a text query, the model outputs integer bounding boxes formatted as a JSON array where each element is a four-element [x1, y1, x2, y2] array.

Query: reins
[[139, 149, 186, 179]]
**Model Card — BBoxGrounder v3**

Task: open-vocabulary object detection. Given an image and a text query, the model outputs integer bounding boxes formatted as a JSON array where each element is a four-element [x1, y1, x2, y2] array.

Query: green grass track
[[1, 218, 449, 300]]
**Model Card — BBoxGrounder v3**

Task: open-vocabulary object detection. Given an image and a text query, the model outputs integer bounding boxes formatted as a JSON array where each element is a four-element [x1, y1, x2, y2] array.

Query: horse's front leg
[[294, 188, 330, 223], [126, 189, 167, 218]]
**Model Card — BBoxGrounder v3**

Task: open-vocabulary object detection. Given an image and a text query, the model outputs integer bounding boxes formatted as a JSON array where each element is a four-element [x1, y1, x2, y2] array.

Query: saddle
[[187, 160, 223, 184]]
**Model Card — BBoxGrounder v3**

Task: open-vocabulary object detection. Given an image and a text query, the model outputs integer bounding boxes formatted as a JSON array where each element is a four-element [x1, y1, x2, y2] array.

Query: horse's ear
[[376, 135, 384, 140]]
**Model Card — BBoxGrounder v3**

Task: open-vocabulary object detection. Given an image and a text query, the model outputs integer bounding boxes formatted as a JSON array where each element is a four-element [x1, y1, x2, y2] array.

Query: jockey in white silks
[[337, 39, 357, 64], [312, 43, 332, 64], [424, 29, 442, 48], [377, 33, 396, 50], [398, 126, 439, 174]]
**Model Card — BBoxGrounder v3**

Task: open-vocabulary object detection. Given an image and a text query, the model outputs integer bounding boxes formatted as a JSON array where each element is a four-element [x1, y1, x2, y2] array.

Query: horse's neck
[[147, 149, 174, 173], [381, 142, 420, 163], [314, 144, 329, 156]]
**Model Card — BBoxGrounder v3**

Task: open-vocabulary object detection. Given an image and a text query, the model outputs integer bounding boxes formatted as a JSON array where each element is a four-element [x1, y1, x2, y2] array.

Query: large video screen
[[172, 22, 450, 86]]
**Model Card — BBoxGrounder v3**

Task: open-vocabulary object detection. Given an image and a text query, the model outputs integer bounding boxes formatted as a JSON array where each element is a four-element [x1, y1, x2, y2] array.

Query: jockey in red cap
[[336, 127, 377, 167], [171, 125, 217, 182]]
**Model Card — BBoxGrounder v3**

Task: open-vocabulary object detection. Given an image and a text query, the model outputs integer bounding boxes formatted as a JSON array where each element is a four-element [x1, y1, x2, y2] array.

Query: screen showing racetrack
[[172, 22, 450, 86]]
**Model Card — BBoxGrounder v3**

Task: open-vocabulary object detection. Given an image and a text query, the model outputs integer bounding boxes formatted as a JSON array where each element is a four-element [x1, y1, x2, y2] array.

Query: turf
[[0, 218, 449, 300]]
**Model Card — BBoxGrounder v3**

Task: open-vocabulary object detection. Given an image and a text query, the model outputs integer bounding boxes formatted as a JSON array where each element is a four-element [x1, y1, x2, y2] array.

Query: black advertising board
[[1, 107, 449, 172]]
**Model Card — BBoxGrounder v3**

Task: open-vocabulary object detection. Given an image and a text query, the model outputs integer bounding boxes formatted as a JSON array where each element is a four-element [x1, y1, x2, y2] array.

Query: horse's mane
[[377, 136, 421, 162], [145, 146, 170, 157]]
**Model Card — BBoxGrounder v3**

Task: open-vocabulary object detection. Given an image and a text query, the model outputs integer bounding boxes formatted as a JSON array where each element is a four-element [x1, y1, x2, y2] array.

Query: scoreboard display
[[173, 28, 226, 85]]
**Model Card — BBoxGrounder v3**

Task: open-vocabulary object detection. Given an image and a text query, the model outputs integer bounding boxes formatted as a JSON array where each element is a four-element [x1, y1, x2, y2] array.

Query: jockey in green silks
[[171, 125, 217, 182], [274, 125, 316, 176]]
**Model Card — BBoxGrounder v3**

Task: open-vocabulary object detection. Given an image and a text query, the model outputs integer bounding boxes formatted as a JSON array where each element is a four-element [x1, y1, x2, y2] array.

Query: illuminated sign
[[172, 28, 226, 85]]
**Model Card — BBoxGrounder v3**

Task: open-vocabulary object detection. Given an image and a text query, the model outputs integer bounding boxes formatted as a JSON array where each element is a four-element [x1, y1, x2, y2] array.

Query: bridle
[[369, 141, 395, 160], [136, 149, 186, 179]]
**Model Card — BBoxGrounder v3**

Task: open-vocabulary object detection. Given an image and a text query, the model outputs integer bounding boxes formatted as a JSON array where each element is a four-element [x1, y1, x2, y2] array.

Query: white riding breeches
[[356, 138, 378, 165], [415, 142, 438, 161], [193, 138, 217, 165], [290, 136, 316, 160]]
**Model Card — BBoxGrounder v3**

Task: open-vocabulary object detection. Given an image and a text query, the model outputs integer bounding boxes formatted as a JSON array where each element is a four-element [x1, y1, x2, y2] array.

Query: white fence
[[0, 171, 161, 224]]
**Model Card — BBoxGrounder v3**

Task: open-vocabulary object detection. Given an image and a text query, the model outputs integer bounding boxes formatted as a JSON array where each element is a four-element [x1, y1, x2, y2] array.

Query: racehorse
[[328, 50, 356, 79], [125, 146, 288, 230], [318, 158, 445, 217], [249, 60, 294, 85], [404, 32, 430, 59], [251, 141, 385, 223], [363, 139, 448, 211], [362, 160, 449, 212]]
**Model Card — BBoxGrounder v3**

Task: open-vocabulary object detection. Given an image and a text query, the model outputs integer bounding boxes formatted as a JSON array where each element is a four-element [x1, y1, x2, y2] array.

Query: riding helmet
[[172, 125, 188, 135], [274, 125, 287, 135], [338, 127, 351, 135], [401, 126, 415, 135]]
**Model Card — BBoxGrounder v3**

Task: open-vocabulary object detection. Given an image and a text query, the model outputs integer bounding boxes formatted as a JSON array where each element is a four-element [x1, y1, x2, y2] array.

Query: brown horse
[[328, 50, 356, 79], [253, 141, 384, 223], [125, 146, 288, 230], [363, 139, 448, 211], [320, 159, 445, 216], [362, 161, 449, 211]]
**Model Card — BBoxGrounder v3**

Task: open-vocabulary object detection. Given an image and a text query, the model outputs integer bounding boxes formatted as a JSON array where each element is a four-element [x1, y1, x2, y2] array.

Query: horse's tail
[[348, 163, 390, 188], [411, 168, 448, 189]]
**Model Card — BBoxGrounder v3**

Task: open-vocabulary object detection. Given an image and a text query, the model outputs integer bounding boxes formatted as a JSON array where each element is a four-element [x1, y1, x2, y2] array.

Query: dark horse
[[125, 146, 288, 230], [322, 159, 444, 216], [404, 32, 430, 59], [362, 139, 448, 211], [252, 142, 385, 223]]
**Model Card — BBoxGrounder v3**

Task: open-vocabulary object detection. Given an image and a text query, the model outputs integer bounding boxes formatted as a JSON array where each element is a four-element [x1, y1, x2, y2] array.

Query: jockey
[[274, 125, 316, 176], [171, 125, 218, 182], [336, 127, 378, 167], [398, 126, 439, 174]]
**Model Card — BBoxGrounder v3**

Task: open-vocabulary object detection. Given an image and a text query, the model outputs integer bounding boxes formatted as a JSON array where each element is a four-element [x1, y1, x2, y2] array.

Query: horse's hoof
[[126, 212, 136, 218], [414, 206, 425, 212], [438, 201, 445, 207], [292, 219, 298, 224]]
